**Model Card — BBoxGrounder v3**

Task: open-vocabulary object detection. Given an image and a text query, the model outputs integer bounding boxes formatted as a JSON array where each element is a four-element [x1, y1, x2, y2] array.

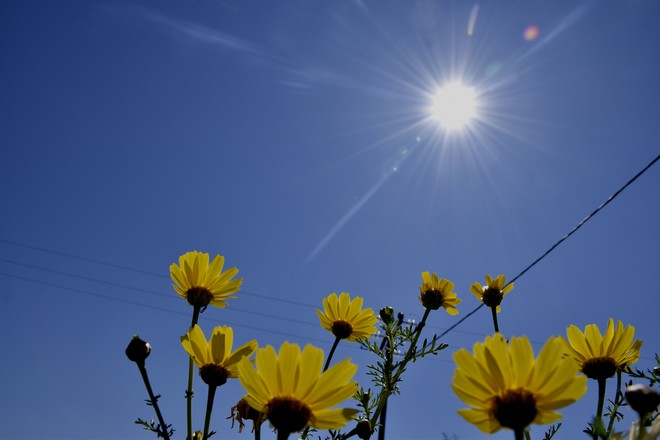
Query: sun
[[431, 82, 478, 131]]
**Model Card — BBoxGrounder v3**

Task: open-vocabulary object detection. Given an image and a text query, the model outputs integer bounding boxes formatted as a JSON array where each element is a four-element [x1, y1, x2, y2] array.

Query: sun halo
[[431, 82, 478, 132]]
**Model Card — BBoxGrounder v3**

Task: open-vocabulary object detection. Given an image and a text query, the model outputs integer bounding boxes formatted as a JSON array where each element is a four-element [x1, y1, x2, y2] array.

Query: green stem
[[490, 306, 500, 333], [370, 308, 431, 427], [202, 384, 217, 440], [606, 371, 623, 436], [187, 306, 201, 440], [300, 336, 342, 440], [324, 336, 342, 371], [594, 377, 607, 440], [254, 425, 261, 440], [137, 362, 171, 440]]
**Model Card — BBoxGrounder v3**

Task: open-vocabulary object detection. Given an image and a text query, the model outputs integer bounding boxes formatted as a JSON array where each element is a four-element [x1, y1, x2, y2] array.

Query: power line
[[2, 154, 657, 344], [0, 271, 326, 344], [436, 153, 660, 340], [0, 241, 318, 308], [0, 238, 165, 278]]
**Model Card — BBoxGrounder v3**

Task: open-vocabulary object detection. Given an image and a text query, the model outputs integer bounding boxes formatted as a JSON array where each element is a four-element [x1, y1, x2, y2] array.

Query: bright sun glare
[[431, 82, 477, 131]]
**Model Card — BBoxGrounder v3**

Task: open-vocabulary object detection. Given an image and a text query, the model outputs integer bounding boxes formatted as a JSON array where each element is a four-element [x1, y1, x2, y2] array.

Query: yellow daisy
[[452, 334, 587, 435], [562, 318, 643, 380], [470, 274, 514, 312], [237, 342, 359, 435], [170, 251, 242, 309], [418, 272, 461, 315], [181, 324, 257, 386], [316, 292, 378, 342]]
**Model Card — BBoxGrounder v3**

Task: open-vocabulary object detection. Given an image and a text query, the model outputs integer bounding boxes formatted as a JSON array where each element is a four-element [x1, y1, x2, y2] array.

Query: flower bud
[[356, 419, 372, 439], [125, 335, 151, 364], [625, 384, 660, 416], [379, 307, 394, 325]]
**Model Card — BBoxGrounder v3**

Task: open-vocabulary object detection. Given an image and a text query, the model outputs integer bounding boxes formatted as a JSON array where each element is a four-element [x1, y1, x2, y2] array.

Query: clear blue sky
[[1, 1, 658, 439]]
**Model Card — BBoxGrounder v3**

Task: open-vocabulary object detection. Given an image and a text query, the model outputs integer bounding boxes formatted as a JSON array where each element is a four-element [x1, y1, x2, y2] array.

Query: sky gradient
[[1, 1, 659, 439]]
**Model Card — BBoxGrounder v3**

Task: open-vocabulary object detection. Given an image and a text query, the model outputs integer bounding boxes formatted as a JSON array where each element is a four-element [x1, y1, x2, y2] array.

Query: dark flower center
[[186, 286, 214, 308], [420, 288, 445, 310], [332, 320, 354, 339], [492, 388, 537, 431], [199, 364, 230, 386], [266, 396, 312, 434], [482, 287, 503, 308], [582, 357, 618, 380]]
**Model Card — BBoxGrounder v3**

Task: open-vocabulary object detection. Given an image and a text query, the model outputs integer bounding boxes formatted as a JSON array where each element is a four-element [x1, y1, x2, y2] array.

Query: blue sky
[[1, 1, 658, 439]]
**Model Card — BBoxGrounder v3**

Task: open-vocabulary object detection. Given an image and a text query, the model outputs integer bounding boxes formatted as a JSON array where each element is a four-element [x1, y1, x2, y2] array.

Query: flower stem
[[324, 336, 341, 371], [137, 362, 171, 440], [490, 306, 500, 333], [594, 377, 607, 440], [300, 336, 342, 440], [276, 430, 290, 440], [187, 305, 201, 440], [370, 308, 431, 427], [202, 384, 217, 440], [513, 428, 524, 440], [606, 371, 623, 436], [254, 425, 261, 440]]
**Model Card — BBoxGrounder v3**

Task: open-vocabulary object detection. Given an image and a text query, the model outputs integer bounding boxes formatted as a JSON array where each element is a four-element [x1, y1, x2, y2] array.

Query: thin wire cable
[[2, 155, 657, 341], [0, 271, 328, 343], [0, 241, 318, 308], [436, 154, 659, 340], [0, 258, 320, 327], [0, 238, 165, 277]]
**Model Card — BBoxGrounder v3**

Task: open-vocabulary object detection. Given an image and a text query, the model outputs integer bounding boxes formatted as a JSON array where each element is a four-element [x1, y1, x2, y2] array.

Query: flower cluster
[[125, 254, 656, 440]]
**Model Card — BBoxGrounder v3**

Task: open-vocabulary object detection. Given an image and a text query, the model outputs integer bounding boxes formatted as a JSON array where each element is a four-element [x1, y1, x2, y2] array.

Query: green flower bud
[[379, 307, 394, 324]]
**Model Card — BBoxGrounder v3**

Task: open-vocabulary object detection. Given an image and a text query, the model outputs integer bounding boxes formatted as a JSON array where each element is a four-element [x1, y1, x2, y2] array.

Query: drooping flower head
[[170, 251, 242, 309], [229, 396, 266, 433], [316, 292, 378, 342], [562, 318, 643, 381], [237, 342, 359, 434], [470, 274, 514, 312], [181, 325, 257, 386], [418, 272, 461, 315], [452, 334, 587, 434]]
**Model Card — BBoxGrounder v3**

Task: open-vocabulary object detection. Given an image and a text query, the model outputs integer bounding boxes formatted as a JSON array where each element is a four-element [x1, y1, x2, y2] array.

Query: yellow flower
[[181, 324, 257, 386], [170, 251, 242, 309], [562, 318, 643, 381], [316, 292, 378, 342], [470, 274, 513, 312], [418, 272, 461, 315], [452, 334, 587, 434], [237, 342, 359, 434]]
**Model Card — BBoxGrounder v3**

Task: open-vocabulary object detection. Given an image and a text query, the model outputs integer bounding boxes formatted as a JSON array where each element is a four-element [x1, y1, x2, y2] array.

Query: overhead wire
[[436, 153, 659, 340], [1, 154, 657, 350]]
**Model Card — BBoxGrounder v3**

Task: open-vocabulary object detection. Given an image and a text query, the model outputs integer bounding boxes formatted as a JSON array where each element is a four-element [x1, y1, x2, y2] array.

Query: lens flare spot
[[524, 25, 540, 41]]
